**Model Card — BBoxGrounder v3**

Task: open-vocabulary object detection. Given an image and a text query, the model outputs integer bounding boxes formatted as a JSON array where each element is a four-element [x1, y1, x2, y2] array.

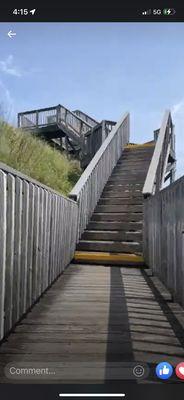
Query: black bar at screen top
[[0, 7, 184, 22]]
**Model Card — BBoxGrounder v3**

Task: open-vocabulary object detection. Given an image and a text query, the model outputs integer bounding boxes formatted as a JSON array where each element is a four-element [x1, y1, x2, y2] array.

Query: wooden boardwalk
[[0, 263, 184, 383]]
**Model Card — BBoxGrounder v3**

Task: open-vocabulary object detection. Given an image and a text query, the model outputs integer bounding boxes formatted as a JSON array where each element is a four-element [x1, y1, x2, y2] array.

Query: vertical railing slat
[[27, 183, 34, 309], [0, 171, 7, 340], [20, 181, 29, 315], [4, 174, 15, 335]]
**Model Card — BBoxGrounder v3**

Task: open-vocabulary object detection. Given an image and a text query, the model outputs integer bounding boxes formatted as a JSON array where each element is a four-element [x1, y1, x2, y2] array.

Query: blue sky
[[0, 22, 184, 177]]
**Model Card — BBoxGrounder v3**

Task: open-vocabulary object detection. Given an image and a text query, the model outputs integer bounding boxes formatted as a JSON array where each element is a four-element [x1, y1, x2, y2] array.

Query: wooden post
[[36, 111, 39, 127]]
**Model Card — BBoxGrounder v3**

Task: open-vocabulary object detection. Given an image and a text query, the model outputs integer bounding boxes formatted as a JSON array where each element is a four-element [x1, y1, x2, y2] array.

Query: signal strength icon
[[142, 9, 151, 15]]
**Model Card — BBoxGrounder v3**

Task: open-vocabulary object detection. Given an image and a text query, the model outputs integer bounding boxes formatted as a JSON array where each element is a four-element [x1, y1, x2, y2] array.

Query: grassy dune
[[0, 120, 81, 196]]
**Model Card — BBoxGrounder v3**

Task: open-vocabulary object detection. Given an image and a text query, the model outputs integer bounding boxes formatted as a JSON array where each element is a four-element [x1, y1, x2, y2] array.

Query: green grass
[[0, 120, 82, 196]]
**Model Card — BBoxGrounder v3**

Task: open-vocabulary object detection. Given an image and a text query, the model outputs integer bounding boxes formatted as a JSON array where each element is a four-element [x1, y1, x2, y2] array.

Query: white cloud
[[0, 55, 22, 78], [172, 99, 184, 116], [0, 80, 16, 123]]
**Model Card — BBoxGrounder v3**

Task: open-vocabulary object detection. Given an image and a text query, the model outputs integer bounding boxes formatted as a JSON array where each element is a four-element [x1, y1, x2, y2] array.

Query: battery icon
[[163, 8, 176, 15]]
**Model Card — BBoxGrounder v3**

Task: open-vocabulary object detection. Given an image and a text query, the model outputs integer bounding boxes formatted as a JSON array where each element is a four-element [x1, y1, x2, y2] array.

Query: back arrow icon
[[8, 30, 16, 38]]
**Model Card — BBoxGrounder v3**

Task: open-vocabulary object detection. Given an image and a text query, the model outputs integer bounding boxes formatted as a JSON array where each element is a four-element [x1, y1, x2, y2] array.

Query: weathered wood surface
[[0, 166, 78, 341], [18, 104, 92, 136], [144, 175, 184, 307], [0, 171, 6, 340], [0, 264, 184, 383], [73, 109, 99, 127], [143, 110, 175, 196]]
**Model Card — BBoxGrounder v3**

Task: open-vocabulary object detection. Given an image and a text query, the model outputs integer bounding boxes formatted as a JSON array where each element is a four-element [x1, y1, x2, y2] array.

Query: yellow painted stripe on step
[[125, 143, 154, 149], [74, 251, 144, 263]]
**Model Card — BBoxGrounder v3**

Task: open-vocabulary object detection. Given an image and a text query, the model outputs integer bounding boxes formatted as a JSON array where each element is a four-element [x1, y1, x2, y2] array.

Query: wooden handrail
[[73, 109, 99, 127], [69, 112, 130, 240], [142, 110, 174, 197], [70, 112, 129, 200]]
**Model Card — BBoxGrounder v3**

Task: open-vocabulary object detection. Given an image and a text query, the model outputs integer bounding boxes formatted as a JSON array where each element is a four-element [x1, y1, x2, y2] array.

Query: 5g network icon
[[156, 362, 173, 380]]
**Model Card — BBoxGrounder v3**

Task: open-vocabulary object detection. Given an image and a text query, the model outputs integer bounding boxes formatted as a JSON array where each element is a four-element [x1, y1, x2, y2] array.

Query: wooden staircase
[[74, 143, 155, 266]]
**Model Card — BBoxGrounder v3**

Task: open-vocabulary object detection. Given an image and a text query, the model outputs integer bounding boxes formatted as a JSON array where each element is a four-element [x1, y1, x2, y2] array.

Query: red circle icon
[[175, 362, 184, 380]]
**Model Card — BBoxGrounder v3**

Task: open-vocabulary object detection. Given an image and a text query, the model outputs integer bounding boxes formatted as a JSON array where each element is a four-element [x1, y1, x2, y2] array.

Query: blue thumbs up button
[[156, 362, 173, 380]]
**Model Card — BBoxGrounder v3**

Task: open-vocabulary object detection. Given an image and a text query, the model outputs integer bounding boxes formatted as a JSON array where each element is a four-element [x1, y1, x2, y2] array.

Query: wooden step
[[87, 221, 143, 231], [111, 175, 146, 180], [113, 166, 148, 171], [122, 155, 153, 160], [107, 177, 145, 184], [77, 240, 142, 253], [91, 213, 143, 222], [105, 182, 143, 187], [125, 142, 154, 147], [120, 154, 152, 159], [117, 159, 150, 164], [98, 197, 143, 205], [105, 184, 143, 190], [120, 151, 152, 156], [74, 251, 145, 266], [104, 188, 143, 193], [112, 170, 147, 176], [110, 171, 146, 176], [113, 165, 148, 172], [102, 190, 142, 197], [95, 205, 143, 213], [81, 230, 142, 242], [112, 170, 148, 176], [111, 170, 147, 175], [117, 163, 150, 168], [119, 158, 152, 164], [101, 191, 143, 198], [123, 148, 154, 153], [116, 163, 150, 169]]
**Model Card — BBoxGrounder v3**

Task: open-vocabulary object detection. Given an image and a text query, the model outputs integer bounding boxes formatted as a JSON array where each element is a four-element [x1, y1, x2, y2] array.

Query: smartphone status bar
[[0, 7, 184, 22]]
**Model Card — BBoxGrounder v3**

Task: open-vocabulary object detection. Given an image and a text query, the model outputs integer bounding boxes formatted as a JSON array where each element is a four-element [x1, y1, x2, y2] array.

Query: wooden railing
[[81, 120, 116, 168], [0, 163, 78, 340], [143, 176, 184, 307], [69, 112, 130, 240], [18, 105, 92, 137], [0, 111, 129, 341], [143, 110, 175, 197], [18, 106, 116, 169], [73, 110, 98, 127]]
